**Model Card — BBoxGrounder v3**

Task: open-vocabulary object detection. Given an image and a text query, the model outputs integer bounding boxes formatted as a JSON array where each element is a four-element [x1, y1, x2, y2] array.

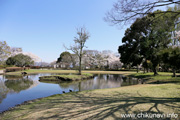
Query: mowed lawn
[[5, 69, 135, 75], [0, 84, 180, 120]]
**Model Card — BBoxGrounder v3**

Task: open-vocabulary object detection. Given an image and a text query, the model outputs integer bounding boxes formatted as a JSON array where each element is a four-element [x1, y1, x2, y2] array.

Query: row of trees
[[56, 50, 122, 71], [118, 6, 180, 76]]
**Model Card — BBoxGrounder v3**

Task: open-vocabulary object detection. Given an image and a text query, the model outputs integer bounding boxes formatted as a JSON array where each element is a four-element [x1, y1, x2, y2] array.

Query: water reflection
[[41, 74, 140, 91], [59, 82, 79, 90], [0, 73, 140, 113], [79, 74, 138, 91], [5, 79, 33, 93], [0, 75, 38, 104], [0, 75, 9, 104], [4, 75, 24, 80]]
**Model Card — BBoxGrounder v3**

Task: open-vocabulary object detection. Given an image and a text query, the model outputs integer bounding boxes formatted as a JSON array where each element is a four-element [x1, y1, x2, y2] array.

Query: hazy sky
[[0, 0, 128, 62]]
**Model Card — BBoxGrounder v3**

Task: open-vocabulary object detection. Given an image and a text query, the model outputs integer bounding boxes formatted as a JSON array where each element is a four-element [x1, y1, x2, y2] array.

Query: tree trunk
[[137, 65, 139, 73], [79, 56, 82, 75], [78, 82, 81, 91], [128, 64, 131, 70], [153, 67, 158, 76], [143, 68, 145, 73], [173, 69, 176, 77]]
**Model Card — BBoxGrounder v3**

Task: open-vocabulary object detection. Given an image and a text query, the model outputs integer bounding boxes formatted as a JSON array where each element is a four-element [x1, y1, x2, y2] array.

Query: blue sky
[[0, 0, 128, 62]]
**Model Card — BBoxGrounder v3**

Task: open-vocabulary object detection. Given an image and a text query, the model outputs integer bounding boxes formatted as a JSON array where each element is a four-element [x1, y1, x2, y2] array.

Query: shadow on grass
[[24, 92, 180, 120]]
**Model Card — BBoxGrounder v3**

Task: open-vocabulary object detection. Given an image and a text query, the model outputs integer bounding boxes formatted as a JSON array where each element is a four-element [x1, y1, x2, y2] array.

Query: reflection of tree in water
[[0, 75, 36, 103], [26, 74, 40, 80], [79, 74, 140, 91], [5, 79, 33, 93], [59, 81, 79, 91], [80, 74, 124, 91], [4, 75, 24, 80], [39, 74, 140, 92], [0, 77, 9, 103], [40, 80, 79, 91], [107, 74, 123, 81], [122, 76, 139, 86]]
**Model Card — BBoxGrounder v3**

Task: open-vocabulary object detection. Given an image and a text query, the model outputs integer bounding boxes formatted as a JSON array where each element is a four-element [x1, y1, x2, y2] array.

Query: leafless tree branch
[[105, 0, 180, 26]]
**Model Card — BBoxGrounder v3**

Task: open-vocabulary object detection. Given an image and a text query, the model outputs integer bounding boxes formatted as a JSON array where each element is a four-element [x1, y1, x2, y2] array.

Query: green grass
[[5, 69, 135, 75], [129, 72, 180, 84], [0, 84, 179, 120], [39, 73, 94, 81]]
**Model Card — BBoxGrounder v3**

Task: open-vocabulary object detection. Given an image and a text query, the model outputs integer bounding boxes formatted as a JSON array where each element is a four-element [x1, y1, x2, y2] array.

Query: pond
[[0, 73, 141, 113]]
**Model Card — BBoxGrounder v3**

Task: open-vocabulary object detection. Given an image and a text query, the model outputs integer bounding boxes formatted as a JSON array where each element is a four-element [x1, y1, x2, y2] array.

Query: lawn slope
[[0, 84, 179, 120]]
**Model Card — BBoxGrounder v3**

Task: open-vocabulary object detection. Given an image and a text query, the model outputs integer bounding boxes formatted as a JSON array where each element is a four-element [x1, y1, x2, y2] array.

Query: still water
[[0, 73, 140, 112]]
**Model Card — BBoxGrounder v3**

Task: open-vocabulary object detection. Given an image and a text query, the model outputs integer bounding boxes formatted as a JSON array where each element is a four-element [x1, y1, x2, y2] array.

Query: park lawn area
[[39, 73, 94, 81], [5, 69, 135, 75], [0, 83, 179, 120], [129, 72, 180, 84], [5, 69, 180, 83]]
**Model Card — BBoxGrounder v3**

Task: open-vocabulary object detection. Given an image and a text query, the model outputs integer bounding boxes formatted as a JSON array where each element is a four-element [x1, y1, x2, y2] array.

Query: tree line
[[56, 50, 122, 71]]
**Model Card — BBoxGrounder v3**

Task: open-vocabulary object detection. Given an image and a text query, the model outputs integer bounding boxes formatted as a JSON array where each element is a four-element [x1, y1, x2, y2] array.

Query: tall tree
[[118, 16, 149, 73], [119, 10, 175, 75], [66, 27, 90, 75], [145, 10, 175, 75]]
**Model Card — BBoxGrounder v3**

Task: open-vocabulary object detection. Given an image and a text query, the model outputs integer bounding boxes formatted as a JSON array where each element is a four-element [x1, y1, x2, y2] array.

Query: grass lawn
[[5, 69, 135, 75], [0, 84, 179, 120], [129, 72, 180, 84]]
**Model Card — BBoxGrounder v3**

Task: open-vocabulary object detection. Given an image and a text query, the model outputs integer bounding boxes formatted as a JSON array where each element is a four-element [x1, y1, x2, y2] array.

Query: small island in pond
[[39, 73, 94, 81]]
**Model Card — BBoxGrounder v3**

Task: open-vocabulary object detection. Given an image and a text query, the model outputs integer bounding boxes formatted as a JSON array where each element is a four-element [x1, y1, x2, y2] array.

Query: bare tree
[[105, 0, 180, 26], [66, 27, 90, 75]]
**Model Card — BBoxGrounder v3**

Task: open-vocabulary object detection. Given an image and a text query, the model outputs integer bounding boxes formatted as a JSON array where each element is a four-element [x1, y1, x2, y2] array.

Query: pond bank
[[39, 73, 94, 81], [0, 84, 179, 120]]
